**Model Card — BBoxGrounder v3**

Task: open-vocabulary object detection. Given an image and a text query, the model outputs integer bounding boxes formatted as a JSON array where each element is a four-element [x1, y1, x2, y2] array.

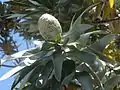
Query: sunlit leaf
[[89, 34, 115, 53], [103, 2, 116, 20], [109, 0, 115, 8], [32, 40, 44, 46], [0, 65, 25, 81], [28, 0, 40, 6], [66, 24, 93, 42], [103, 40, 120, 62], [1, 49, 32, 64], [23, 58, 36, 66], [59, 0, 68, 3]]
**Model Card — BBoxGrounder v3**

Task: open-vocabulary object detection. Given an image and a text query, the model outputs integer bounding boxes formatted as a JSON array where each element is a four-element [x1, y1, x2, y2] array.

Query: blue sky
[[0, 0, 35, 90], [0, 0, 12, 89], [0, 0, 8, 3], [0, 0, 32, 89], [0, 33, 31, 90], [0, 67, 14, 90]]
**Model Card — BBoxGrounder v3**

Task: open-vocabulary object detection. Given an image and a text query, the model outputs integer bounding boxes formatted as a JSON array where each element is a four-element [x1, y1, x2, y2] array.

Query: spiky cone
[[38, 13, 62, 42]]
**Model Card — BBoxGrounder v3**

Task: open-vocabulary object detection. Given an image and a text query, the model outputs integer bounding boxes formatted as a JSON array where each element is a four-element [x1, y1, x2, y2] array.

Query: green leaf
[[23, 58, 36, 66], [95, 59, 106, 79], [78, 63, 104, 90], [104, 75, 120, 90], [28, 49, 54, 61], [27, 64, 44, 83], [41, 42, 54, 51], [73, 2, 101, 24], [28, 0, 40, 6], [66, 46, 97, 68], [22, 84, 39, 90], [90, 34, 115, 53], [23, 9, 48, 18], [61, 60, 75, 82], [114, 66, 120, 74], [59, 0, 68, 3], [65, 2, 101, 40], [0, 65, 25, 81], [71, 24, 93, 34], [11, 62, 39, 90], [24, 47, 42, 54], [89, 66, 104, 90], [1, 46, 43, 65], [85, 34, 115, 62], [52, 52, 65, 81], [29, 51, 48, 60], [19, 64, 44, 90], [69, 13, 76, 31], [77, 30, 108, 48], [7, 14, 27, 19], [0, 3, 4, 15], [1, 49, 33, 64], [32, 40, 44, 46], [109, 0, 115, 8], [36, 61, 53, 88], [19, 70, 33, 89], [50, 77, 61, 90], [5, 1, 31, 7], [76, 71, 93, 90], [66, 24, 93, 42], [61, 72, 75, 85]]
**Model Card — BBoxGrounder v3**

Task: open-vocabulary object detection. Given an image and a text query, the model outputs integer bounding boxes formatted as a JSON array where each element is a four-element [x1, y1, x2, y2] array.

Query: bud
[[38, 13, 62, 42]]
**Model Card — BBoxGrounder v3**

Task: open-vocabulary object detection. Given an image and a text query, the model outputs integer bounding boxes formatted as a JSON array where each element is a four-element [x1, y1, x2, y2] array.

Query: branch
[[0, 64, 16, 68], [92, 17, 120, 24]]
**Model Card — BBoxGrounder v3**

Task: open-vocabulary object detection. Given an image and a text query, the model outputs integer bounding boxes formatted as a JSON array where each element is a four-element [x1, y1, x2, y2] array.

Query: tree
[[0, 0, 120, 90]]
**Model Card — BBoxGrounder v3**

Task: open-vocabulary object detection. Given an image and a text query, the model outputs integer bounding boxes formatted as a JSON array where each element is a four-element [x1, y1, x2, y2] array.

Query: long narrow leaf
[[66, 24, 93, 43], [28, 0, 40, 6], [1, 50, 32, 64], [5, 1, 31, 7], [52, 52, 65, 81], [76, 71, 93, 90], [104, 75, 120, 90], [7, 14, 27, 19], [36, 61, 53, 88], [0, 65, 25, 81], [90, 34, 115, 53], [11, 60, 42, 89]]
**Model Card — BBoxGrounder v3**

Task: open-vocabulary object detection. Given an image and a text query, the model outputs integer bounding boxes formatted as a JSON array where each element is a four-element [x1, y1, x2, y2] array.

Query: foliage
[[0, 2, 18, 56], [0, 0, 120, 90]]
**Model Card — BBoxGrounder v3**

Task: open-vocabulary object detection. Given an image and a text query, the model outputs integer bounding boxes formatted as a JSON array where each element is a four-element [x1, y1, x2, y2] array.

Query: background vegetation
[[0, 0, 120, 90]]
